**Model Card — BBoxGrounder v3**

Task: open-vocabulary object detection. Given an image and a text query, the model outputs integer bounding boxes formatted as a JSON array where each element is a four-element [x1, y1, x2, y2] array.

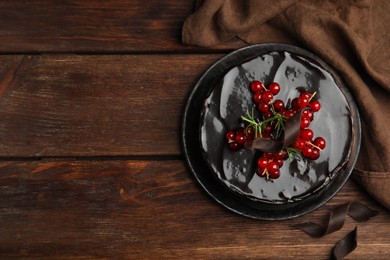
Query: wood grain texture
[[0, 54, 222, 157], [0, 160, 388, 259], [0, 0, 243, 53]]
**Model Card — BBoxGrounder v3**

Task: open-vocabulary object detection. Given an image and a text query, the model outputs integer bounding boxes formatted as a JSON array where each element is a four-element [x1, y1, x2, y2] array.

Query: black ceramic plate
[[182, 43, 361, 220]]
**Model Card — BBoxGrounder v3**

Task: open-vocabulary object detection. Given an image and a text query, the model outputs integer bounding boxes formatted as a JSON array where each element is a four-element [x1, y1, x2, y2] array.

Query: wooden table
[[0, 1, 388, 259]]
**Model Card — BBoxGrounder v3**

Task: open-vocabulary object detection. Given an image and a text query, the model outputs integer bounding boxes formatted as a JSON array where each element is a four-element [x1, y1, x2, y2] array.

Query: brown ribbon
[[293, 201, 377, 237], [332, 227, 358, 260], [248, 109, 304, 153], [293, 201, 378, 259]]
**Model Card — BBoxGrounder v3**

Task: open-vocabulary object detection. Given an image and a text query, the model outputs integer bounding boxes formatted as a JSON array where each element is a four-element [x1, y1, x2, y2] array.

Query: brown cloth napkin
[[183, 0, 390, 209]]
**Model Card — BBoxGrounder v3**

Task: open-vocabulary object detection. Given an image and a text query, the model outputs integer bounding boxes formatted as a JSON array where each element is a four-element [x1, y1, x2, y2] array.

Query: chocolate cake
[[200, 50, 353, 204]]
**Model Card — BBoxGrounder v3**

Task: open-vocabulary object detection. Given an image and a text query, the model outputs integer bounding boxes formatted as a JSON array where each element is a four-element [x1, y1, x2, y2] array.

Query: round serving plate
[[182, 43, 361, 220]]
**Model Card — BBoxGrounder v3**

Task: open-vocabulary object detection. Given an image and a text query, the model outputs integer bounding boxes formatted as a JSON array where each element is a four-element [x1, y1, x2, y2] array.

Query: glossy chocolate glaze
[[200, 51, 352, 204]]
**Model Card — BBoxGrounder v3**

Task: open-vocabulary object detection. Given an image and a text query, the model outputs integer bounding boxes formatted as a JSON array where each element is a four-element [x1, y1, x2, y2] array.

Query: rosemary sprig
[[241, 108, 286, 139], [241, 108, 261, 138], [286, 147, 302, 161]]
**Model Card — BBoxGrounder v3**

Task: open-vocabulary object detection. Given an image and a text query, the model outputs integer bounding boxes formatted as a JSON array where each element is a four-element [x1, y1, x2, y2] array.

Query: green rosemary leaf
[[241, 116, 255, 125], [286, 147, 302, 161]]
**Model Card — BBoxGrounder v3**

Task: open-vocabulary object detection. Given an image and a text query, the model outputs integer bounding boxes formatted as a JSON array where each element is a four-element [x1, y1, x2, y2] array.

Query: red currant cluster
[[256, 151, 288, 179], [251, 80, 321, 120], [292, 130, 326, 160], [251, 81, 280, 114], [289, 92, 326, 160], [225, 80, 326, 180]]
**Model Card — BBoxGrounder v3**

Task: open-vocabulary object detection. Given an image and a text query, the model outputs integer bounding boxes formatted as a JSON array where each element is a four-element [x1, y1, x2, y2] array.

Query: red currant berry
[[250, 81, 264, 93], [273, 151, 284, 160], [263, 111, 272, 118], [275, 159, 284, 167], [267, 162, 280, 175], [283, 109, 295, 119], [301, 91, 311, 100], [263, 152, 274, 159], [273, 99, 285, 112], [313, 137, 326, 150], [300, 129, 314, 141], [269, 169, 281, 179], [235, 132, 246, 145], [293, 138, 305, 150], [258, 102, 269, 113], [292, 98, 300, 109], [281, 149, 289, 159], [310, 148, 320, 160], [302, 109, 314, 121], [269, 82, 281, 95], [226, 131, 236, 141], [298, 96, 309, 109], [302, 145, 314, 158], [310, 100, 321, 112], [244, 126, 255, 139], [229, 142, 240, 151], [256, 167, 266, 176], [261, 91, 274, 103], [253, 91, 262, 103], [264, 124, 272, 134], [257, 157, 269, 169], [300, 117, 311, 128]]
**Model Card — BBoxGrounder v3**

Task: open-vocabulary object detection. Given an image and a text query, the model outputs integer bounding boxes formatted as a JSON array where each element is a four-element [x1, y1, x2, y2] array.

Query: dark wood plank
[[0, 54, 223, 157], [0, 0, 243, 53], [0, 160, 388, 259]]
